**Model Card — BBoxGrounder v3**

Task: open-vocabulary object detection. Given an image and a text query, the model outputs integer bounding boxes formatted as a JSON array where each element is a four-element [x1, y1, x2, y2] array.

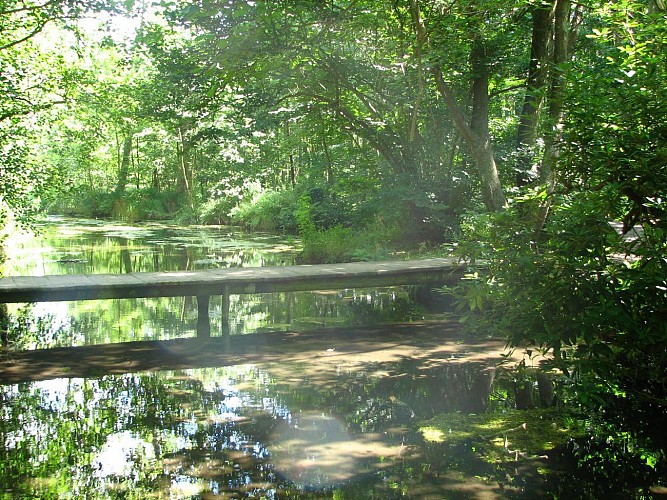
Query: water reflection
[[3, 217, 297, 276], [1, 218, 562, 497], [2, 218, 430, 347], [0, 325, 514, 498]]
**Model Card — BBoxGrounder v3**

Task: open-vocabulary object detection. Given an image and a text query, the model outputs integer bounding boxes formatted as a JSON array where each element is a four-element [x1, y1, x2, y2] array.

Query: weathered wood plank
[[0, 258, 465, 304]]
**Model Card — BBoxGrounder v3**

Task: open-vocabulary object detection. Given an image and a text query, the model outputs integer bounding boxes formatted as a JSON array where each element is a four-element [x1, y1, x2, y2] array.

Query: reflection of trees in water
[[4, 222, 298, 276], [2, 304, 71, 349], [0, 304, 7, 347], [1, 245, 7, 346], [277, 360, 497, 432], [0, 222, 512, 495], [0, 367, 280, 497], [0, 358, 505, 498], [6, 287, 424, 347], [67, 296, 198, 345], [3, 221, 434, 345], [228, 287, 419, 335]]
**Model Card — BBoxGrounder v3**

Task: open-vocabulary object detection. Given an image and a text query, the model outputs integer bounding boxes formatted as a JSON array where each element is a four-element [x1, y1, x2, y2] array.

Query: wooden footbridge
[[0, 258, 465, 337]]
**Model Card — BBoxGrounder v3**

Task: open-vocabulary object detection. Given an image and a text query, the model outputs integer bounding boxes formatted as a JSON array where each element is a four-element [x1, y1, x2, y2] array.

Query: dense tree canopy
[[1, 1, 663, 228]]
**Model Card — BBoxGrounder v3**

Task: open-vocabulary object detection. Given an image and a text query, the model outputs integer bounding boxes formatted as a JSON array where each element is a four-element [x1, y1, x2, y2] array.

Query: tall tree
[[515, 1, 553, 186], [532, 0, 584, 233], [0, 0, 121, 227]]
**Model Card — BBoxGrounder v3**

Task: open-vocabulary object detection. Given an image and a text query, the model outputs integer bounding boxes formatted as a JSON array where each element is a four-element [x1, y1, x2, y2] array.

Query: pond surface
[[0, 218, 578, 498], [2, 217, 424, 347]]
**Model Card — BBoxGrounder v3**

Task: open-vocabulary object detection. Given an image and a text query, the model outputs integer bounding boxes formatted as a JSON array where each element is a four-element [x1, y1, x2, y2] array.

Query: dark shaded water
[[0, 218, 590, 498]]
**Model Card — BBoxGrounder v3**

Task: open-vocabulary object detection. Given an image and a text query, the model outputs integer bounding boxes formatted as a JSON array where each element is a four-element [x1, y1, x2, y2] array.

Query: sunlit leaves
[[455, 0, 667, 464], [0, 1, 128, 228]]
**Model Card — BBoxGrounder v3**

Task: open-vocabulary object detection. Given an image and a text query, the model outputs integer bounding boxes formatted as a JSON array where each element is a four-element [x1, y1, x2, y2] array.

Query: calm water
[[0, 218, 570, 498], [1, 217, 421, 347]]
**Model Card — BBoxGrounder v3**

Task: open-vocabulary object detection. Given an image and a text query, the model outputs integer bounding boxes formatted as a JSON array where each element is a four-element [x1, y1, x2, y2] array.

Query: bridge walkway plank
[[0, 258, 465, 338]]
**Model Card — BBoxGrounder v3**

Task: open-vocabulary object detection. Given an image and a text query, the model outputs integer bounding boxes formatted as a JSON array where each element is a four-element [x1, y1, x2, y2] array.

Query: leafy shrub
[[298, 226, 356, 263], [46, 188, 115, 218], [455, 191, 667, 455], [199, 196, 235, 225], [46, 187, 184, 221], [231, 189, 299, 232], [295, 182, 386, 232], [298, 225, 391, 264], [131, 188, 177, 221]]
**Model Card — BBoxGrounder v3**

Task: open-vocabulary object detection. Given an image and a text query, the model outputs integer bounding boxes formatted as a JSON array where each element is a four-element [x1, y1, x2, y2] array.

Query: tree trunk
[[514, 379, 535, 410], [409, 0, 426, 143], [288, 153, 296, 187], [537, 372, 556, 406], [533, 0, 574, 234], [177, 124, 195, 211], [134, 136, 141, 189], [322, 134, 334, 185], [152, 167, 160, 191], [470, 40, 490, 140], [115, 132, 133, 196], [432, 65, 506, 212], [516, 1, 554, 187]]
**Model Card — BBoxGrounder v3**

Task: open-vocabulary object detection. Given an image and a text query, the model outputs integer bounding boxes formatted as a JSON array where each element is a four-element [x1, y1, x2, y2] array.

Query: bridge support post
[[197, 295, 211, 338], [221, 285, 230, 336]]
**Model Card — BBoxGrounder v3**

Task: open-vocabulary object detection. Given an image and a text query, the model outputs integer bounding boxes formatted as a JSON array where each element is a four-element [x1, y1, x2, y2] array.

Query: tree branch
[[431, 65, 476, 146], [0, 19, 49, 51], [0, 0, 59, 16], [490, 83, 525, 98]]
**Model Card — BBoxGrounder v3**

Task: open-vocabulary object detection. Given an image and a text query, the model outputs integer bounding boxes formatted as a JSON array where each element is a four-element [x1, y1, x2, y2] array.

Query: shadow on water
[[0, 322, 557, 498], [4, 327, 658, 496]]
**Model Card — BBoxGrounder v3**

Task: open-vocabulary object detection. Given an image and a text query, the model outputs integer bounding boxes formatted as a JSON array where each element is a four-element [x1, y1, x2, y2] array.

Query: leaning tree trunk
[[433, 65, 506, 212]]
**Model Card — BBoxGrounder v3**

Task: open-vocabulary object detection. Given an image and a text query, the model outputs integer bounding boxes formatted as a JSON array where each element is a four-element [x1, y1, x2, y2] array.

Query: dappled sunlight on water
[[270, 413, 386, 488], [0, 218, 576, 497], [1, 329, 534, 498]]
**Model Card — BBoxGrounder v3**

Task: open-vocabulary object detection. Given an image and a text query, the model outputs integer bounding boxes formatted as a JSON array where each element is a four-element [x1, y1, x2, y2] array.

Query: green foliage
[[420, 407, 585, 456], [0, 124, 48, 228], [298, 226, 392, 264], [376, 175, 473, 246], [292, 182, 402, 263], [460, 203, 666, 468], [457, 190, 667, 434], [298, 226, 358, 264], [45, 187, 183, 222], [45, 188, 109, 218], [295, 184, 353, 231], [445, 4, 667, 472], [453, 200, 667, 492], [0, 1, 125, 230], [230, 189, 300, 232], [199, 196, 234, 225]]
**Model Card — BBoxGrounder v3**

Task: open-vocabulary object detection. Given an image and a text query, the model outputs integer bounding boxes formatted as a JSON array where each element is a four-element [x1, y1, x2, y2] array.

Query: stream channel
[[0, 217, 575, 498]]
